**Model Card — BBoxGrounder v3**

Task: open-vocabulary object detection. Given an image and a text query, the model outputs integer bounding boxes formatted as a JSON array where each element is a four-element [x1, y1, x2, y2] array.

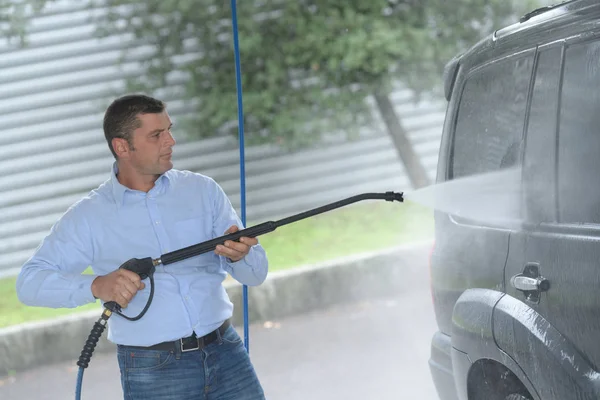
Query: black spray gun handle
[[103, 257, 156, 317], [78, 256, 157, 369]]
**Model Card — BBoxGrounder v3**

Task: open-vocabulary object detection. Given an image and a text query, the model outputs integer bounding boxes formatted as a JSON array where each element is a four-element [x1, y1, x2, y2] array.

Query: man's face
[[127, 111, 176, 176]]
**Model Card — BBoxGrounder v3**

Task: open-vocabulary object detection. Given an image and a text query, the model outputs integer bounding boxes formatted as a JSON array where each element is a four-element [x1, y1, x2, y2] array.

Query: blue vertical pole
[[230, 0, 250, 353]]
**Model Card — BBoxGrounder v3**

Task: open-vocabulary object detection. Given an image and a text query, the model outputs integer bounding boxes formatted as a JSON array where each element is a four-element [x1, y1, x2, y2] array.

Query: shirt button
[[155, 221, 160, 225]]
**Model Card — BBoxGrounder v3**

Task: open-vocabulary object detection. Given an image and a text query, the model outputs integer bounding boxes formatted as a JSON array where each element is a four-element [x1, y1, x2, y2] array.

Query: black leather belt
[[126, 319, 231, 353]]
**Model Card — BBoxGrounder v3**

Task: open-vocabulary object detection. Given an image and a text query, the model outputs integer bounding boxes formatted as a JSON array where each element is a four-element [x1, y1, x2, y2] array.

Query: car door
[[498, 38, 600, 399]]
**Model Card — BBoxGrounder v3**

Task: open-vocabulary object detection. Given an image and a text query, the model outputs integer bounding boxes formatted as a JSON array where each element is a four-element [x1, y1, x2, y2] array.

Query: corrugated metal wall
[[0, 1, 447, 278]]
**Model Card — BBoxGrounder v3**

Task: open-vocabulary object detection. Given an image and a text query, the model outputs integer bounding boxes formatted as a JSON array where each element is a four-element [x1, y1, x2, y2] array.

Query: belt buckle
[[180, 337, 200, 353]]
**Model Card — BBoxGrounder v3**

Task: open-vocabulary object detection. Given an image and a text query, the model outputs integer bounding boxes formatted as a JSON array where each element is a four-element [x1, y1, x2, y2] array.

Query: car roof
[[442, 0, 600, 101], [459, 0, 600, 66]]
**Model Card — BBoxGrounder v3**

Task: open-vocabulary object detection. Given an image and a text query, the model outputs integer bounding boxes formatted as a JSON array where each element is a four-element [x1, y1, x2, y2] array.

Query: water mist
[[403, 167, 523, 228]]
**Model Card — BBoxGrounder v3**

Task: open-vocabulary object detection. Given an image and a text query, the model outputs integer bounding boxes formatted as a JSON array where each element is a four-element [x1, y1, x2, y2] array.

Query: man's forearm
[[16, 266, 97, 309]]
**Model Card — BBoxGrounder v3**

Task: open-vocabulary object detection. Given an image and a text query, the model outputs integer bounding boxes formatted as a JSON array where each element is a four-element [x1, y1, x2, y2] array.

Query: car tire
[[505, 394, 531, 400]]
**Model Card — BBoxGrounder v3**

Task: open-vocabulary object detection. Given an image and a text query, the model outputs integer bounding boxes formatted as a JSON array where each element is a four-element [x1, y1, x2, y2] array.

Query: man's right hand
[[91, 269, 145, 308]]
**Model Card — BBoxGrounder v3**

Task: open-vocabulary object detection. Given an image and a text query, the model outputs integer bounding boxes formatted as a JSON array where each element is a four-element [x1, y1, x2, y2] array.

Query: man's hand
[[215, 225, 257, 262], [91, 269, 145, 309]]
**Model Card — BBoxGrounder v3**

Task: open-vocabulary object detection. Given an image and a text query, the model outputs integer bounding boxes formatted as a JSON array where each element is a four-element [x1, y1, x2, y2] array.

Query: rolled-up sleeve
[[16, 204, 97, 308], [209, 178, 269, 286]]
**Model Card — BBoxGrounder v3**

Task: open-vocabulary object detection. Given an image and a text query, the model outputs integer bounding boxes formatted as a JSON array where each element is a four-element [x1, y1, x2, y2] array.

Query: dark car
[[428, 1, 600, 399]]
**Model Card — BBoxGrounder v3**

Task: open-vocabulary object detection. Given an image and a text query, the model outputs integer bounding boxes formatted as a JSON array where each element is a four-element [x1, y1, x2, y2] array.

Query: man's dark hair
[[103, 94, 166, 159]]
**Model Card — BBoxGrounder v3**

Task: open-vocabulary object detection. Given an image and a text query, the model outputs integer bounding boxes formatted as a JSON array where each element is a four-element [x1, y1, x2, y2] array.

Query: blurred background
[[0, 1, 550, 399]]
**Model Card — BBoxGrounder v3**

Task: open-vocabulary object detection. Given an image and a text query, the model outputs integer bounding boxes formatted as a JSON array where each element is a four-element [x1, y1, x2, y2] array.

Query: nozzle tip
[[385, 191, 404, 202]]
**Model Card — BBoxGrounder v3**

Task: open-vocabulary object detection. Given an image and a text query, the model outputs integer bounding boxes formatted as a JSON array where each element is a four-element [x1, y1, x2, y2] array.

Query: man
[[16, 94, 269, 399]]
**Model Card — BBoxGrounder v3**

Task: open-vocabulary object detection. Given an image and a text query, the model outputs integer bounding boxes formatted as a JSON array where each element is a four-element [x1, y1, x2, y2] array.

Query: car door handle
[[510, 275, 550, 292]]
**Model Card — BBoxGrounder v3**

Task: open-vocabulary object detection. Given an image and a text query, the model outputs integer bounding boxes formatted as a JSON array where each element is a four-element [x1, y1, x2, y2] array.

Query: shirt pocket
[[173, 216, 210, 248]]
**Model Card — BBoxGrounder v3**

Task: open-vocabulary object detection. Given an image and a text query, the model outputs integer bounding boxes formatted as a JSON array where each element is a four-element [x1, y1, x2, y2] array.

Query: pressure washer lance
[[74, 191, 403, 399]]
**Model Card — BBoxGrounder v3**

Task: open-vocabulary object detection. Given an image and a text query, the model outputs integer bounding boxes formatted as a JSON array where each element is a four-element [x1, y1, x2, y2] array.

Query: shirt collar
[[110, 162, 171, 206]]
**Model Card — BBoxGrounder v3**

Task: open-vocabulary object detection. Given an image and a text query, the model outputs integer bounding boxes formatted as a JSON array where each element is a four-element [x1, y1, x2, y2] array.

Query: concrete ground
[[0, 289, 440, 400]]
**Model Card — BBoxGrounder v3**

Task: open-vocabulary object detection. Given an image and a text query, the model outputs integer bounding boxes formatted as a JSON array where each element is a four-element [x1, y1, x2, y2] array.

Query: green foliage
[[8, 0, 543, 148], [87, 0, 539, 148]]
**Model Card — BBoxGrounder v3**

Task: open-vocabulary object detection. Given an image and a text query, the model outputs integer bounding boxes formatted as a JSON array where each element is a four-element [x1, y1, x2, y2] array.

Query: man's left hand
[[215, 225, 258, 262]]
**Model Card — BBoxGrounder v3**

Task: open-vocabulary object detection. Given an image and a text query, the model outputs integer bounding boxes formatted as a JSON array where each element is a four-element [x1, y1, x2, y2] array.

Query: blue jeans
[[116, 325, 265, 400]]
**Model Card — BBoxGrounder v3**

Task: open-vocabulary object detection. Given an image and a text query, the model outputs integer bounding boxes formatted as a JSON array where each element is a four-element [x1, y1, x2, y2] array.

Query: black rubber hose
[[76, 312, 109, 369]]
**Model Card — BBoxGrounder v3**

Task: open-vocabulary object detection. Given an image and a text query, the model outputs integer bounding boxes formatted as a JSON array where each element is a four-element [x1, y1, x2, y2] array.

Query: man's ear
[[112, 138, 130, 158]]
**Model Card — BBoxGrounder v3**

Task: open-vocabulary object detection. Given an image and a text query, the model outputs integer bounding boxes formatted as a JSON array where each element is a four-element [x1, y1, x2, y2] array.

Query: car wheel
[[505, 394, 531, 400]]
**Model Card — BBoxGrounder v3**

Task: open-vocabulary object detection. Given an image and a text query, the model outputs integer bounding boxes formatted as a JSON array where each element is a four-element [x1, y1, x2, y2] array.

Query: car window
[[523, 48, 562, 224], [558, 40, 600, 224], [451, 54, 534, 180]]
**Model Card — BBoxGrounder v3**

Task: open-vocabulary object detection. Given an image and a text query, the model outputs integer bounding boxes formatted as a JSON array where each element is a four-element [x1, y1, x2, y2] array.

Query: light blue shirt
[[16, 164, 269, 346]]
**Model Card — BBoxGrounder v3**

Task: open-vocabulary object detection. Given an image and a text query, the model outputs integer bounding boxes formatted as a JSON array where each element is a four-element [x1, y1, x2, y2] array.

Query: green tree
[[7, 0, 541, 187], [0, 0, 46, 45]]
